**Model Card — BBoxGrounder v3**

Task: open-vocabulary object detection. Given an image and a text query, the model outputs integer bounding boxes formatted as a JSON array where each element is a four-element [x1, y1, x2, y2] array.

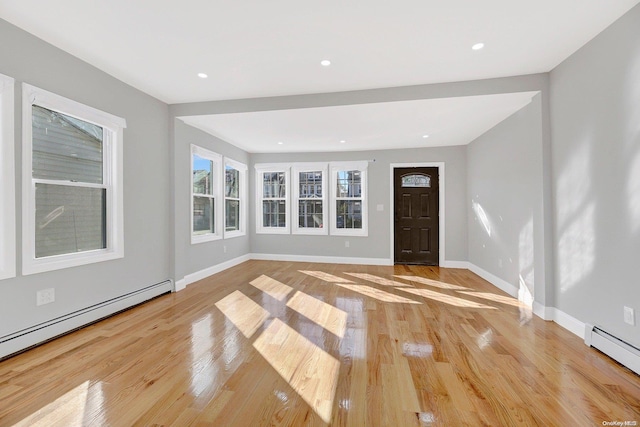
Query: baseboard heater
[[0, 279, 173, 360], [584, 324, 640, 375]]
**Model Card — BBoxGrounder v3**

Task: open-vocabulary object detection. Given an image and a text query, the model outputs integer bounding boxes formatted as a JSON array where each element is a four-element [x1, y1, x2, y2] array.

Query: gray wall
[[550, 4, 640, 346], [467, 96, 546, 305], [0, 19, 171, 338], [173, 120, 250, 281], [251, 146, 468, 262]]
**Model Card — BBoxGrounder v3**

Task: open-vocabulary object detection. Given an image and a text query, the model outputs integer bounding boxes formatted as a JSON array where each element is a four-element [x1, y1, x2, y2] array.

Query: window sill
[[23, 249, 124, 276], [191, 233, 223, 245], [292, 228, 329, 236], [256, 227, 290, 235], [224, 230, 245, 239]]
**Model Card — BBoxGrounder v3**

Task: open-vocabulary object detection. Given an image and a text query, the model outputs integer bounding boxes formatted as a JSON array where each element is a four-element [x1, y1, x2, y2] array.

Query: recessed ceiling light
[[277, 141, 284, 145], [472, 43, 484, 51], [197, 72, 208, 78], [320, 59, 331, 67], [422, 134, 430, 139], [340, 140, 346, 144]]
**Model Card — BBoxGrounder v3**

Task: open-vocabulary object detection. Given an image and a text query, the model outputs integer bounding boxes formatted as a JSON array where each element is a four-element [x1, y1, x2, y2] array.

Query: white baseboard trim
[[533, 302, 553, 320], [174, 279, 187, 292], [174, 254, 252, 291], [466, 263, 518, 297], [441, 260, 471, 269], [250, 253, 393, 266], [464, 264, 584, 338], [551, 308, 585, 338]]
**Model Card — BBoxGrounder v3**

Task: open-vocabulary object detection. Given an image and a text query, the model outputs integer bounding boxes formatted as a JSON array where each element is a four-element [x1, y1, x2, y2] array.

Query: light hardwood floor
[[1, 261, 639, 426]]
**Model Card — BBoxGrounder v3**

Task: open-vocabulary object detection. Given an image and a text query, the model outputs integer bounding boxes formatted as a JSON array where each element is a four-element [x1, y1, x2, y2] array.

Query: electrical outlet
[[36, 288, 55, 306], [376, 204, 384, 212], [498, 259, 503, 268], [624, 306, 635, 326], [345, 240, 350, 248], [223, 245, 227, 253]]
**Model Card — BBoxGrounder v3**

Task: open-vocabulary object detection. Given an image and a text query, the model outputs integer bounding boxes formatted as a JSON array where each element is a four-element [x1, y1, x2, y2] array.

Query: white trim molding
[[389, 162, 445, 266], [223, 157, 248, 239], [22, 83, 126, 275], [551, 308, 585, 338], [467, 263, 519, 297], [465, 262, 585, 338], [329, 161, 368, 237], [174, 254, 251, 291], [191, 144, 223, 244], [255, 163, 291, 234], [441, 260, 470, 269], [0, 74, 15, 281], [292, 163, 328, 235]]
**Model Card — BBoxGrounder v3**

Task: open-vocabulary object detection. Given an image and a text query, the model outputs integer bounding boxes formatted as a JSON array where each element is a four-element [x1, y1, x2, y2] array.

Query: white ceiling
[[180, 92, 538, 153], [2, 0, 637, 152]]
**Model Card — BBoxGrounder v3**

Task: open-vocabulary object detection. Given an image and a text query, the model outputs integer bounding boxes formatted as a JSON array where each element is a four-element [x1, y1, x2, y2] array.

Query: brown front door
[[394, 167, 439, 265]]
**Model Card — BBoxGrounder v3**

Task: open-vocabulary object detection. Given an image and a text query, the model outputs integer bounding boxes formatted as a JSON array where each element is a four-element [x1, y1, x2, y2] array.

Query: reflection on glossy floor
[[1, 261, 639, 426]]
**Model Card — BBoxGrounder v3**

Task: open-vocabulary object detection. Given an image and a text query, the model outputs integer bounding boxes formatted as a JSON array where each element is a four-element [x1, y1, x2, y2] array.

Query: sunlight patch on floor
[[299, 270, 354, 283], [397, 288, 496, 309], [13, 380, 105, 427], [286, 291, 348, 338], [215, 290, 270, 338], [457, 291, 527, 308], [337, 284, 421, 304], [394, 275, 470, 291], [250, 274, 294, 301], [253, 318, 340, 423], [344, 272, 413, 287]]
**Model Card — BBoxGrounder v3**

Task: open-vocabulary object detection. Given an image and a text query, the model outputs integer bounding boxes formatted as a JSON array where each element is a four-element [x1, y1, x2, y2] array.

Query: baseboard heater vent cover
[[584, 324, 640, 375], [0, 279, 173, 360]]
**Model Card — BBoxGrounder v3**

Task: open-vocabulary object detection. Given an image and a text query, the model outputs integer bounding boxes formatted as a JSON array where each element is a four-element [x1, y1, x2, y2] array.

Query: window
[[224, 158, 247, 238], [22, 84, 126, 275], [191, 145, 222, 243], [330, 161, 368, 236], [0, 74, 15, 280], [402, 173, 431, 187], [255, 161, 368, 237], [292, 164, 327, 235], [255, 165, 290, 234]]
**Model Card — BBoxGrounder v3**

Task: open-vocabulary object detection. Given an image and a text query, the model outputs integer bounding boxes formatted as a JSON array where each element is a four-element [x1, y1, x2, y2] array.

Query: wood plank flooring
[[1, 261, 639, 426]]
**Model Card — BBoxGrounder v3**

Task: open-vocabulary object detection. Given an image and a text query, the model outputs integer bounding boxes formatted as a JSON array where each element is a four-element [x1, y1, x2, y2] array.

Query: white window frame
[[330, 161, 368, 237], [292, 163, 328, 235], [0, 74, 15, 280], [223, 157, 247, 239], [22, 84, 126, 275], [255, 164, 290, 234], [191, 144, 223, 244]]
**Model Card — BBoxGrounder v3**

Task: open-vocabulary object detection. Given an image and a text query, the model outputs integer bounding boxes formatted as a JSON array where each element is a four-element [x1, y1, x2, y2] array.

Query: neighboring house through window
[[292, 164, 327, 235], [224, 158, 247, 238], [22, 84, 126, 274], [255, 161, 368, 237], [255, 165, 290, 234], [191, 145, 222, 243], [330, 161, 368, 236]]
